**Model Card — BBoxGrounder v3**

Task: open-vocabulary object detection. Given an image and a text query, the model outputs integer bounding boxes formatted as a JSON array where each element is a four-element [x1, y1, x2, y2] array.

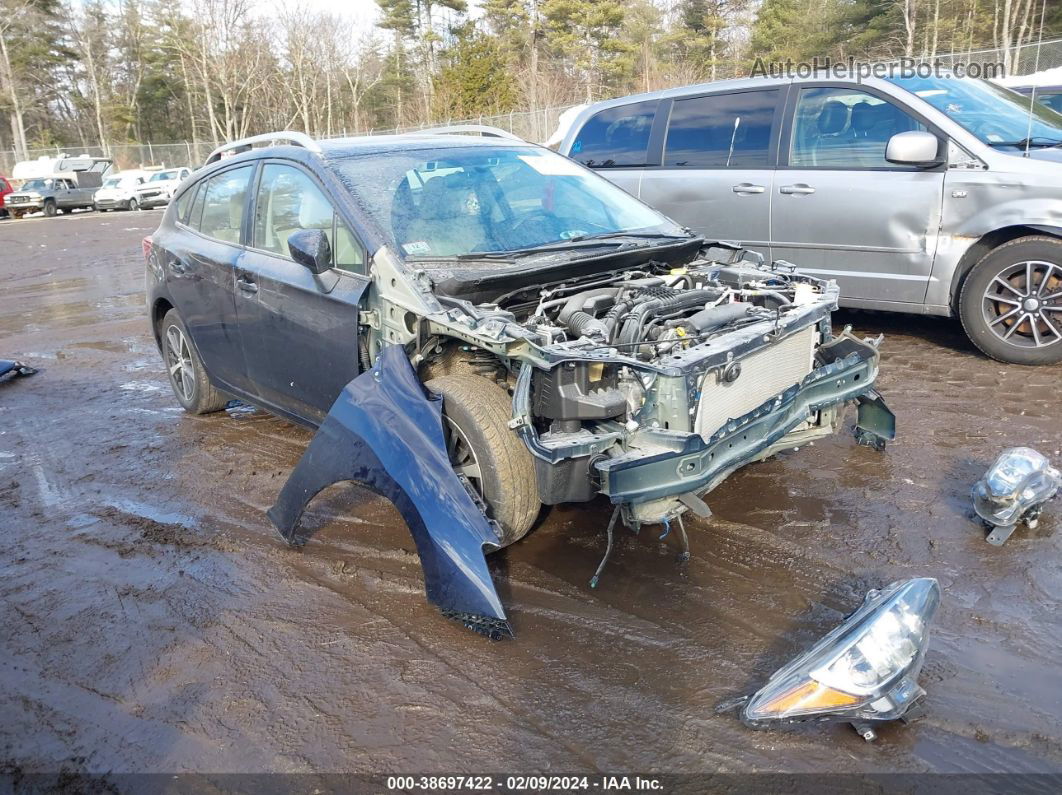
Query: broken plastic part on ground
[[267, 344, 511, 639], [0, 359, 36, 381], [972, 447, 1060, 545]]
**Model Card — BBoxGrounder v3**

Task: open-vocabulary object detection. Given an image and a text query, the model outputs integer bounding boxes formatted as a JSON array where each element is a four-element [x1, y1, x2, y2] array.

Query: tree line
[[1, 0, 1059, 161]]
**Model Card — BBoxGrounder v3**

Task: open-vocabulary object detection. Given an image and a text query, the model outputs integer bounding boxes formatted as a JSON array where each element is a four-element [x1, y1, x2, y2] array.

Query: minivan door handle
[[236, 275, 258, 295], [779, 184, 816, 195], [732, 183, 765, 194]]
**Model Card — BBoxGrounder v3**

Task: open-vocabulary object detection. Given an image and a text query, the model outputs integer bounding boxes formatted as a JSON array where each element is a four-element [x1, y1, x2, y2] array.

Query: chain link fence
[[3, 38, 1061, 178]]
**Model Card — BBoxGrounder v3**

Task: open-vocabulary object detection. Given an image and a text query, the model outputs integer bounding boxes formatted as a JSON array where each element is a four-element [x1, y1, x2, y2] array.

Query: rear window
[[664, 89, 779, 168], [194, 166, 252, 244], [570, 100, 658, 168]]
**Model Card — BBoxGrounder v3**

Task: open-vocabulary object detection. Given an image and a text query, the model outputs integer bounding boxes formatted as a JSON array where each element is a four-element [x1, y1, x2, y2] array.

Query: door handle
[[779, 184, 815, 195], [236, 276, 258, 294], [732, 183, 765, 194]]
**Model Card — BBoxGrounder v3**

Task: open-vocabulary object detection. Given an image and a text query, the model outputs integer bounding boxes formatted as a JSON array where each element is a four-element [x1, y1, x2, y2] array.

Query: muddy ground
[[0, 210, 1059, 778]]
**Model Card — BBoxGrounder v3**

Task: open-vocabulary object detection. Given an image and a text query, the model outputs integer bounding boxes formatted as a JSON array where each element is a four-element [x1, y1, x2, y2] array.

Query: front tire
[[42, 199, 56, 217], [959, 236, 1062, 365], [127, 198, 139, 211], [160, 309, 228, 414], [425, 374, 540, 545]]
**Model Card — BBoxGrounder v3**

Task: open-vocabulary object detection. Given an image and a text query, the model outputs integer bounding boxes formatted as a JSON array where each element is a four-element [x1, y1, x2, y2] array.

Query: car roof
[[316, 133, 539, 159]]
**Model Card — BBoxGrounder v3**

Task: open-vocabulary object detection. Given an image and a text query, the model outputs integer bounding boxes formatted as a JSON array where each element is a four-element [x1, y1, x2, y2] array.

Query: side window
[[196, 165, 252, 244], [189, 181, 207, 229], [789, 87, 928, 168], [663, 89, 779, 168], [570, 100, 658, 168], [175, 182, 198, 225], [252, 163, 364, 274]]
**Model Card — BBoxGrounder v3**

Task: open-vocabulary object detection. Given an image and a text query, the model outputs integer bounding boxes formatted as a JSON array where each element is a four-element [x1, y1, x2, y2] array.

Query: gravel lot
[[1, 210, 1060, 778]]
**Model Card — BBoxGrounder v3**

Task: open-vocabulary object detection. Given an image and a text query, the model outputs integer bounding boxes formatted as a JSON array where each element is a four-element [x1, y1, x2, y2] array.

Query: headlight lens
[[743, 578, 939, 725], [972, 447, 1060, 528]]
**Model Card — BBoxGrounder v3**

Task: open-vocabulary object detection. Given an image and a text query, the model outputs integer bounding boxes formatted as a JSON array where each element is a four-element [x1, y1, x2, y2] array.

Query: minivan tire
[[127, 198, 139, 211], [425, 374, 540, 546], [42, 199, 56, 217], [959, 236, 1062, 365], [160, 309, 229, 414]]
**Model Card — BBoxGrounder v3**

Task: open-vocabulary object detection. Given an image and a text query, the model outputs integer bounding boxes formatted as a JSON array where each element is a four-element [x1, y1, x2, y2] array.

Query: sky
[[296, 0, 483, 37]]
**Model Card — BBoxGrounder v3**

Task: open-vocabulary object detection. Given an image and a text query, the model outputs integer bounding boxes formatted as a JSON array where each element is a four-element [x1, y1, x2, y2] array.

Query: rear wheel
[[425, 374, 540, 545], [160, 309, 228, 414], [959, 236, 1062, 365], [127, 198, 139, 211]]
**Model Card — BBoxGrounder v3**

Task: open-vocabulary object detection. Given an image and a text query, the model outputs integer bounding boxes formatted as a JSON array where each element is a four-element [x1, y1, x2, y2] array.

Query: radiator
[[694, 325, 817, 440]]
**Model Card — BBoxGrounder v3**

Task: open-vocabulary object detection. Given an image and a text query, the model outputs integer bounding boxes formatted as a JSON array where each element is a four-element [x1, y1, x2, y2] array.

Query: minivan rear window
[[664, 89, 779, 168], [570, 100, 659, 168]]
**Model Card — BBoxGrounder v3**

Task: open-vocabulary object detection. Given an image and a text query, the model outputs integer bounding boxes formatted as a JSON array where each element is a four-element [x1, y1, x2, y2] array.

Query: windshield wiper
[[987, 137, 1062, 149], [459, 232, 693, 260]]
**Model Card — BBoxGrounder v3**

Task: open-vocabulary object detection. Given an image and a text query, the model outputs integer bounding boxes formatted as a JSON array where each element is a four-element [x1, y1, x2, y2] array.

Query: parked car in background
[[7, 173, 103, 218], [0, 176, 12, 218], [94, 171, 148, 211], [144, 130, 893, 634], [136, 167, 192, 209], [560, 74, 1062, 365], [1010, 84, 1062, 114]]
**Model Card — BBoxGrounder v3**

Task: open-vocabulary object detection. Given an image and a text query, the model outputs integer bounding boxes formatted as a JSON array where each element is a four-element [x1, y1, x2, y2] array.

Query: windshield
[[330, 145, 684, 259], [150, 171, 177, 182], [21, 179, 52, 191], [102, 178, 121, 188], [889, 75, 1062, 147]]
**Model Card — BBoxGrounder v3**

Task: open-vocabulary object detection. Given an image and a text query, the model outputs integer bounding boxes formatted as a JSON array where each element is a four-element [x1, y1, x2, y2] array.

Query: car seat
[[402, 173, 486, 257], [809, 99, 854, 165]]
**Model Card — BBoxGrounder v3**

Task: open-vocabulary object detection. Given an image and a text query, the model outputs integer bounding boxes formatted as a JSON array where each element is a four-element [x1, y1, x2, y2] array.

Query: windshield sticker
[[518, 154, 586, 177], [403, 241, 431, 255]]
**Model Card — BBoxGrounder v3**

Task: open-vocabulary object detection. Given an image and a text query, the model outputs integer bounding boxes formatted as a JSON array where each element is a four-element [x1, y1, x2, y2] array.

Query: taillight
[[142, 236, 153, 261]]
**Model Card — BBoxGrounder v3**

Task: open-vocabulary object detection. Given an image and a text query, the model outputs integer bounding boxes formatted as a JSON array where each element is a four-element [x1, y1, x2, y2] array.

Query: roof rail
[[204, 131, 323, 165], [411, 124, 524, 141]]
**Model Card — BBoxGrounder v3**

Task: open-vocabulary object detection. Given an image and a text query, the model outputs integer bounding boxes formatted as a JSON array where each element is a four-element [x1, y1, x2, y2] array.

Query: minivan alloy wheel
[[982, 260, 1062, 349], [165, 324, 196, 402]]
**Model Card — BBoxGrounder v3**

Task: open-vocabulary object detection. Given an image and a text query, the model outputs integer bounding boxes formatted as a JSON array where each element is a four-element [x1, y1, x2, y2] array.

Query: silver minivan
[[559, 74, 1062, 365]]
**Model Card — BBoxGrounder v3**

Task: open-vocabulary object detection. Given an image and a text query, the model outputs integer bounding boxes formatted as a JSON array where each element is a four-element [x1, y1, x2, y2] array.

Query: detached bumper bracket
[[267, 345, 511, 638], [854, 389, 896, 451]]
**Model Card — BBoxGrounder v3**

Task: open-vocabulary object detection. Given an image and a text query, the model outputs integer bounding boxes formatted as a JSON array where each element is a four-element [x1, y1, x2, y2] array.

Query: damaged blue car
[[144, 129, 894, 637]]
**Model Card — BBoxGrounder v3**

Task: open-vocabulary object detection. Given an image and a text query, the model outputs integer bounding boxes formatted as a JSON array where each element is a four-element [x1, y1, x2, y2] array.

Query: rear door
[[638, 88, 783, 260], [770, 84, 946, 304], [162, 164, 255, 394], [567, 99, 661, 198], [234, 160, 369, 424]]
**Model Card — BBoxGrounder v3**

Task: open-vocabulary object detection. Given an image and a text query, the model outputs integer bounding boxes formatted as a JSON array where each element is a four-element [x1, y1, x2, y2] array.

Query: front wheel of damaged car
[[160, 309, 229, 415], [959, 236, 1062, 365], [426, 375, 540, 546]]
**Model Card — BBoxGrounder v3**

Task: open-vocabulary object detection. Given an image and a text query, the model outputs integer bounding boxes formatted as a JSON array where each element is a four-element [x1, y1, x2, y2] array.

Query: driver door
[[771, 85, 946, 304], [235, 161, 370, 426]]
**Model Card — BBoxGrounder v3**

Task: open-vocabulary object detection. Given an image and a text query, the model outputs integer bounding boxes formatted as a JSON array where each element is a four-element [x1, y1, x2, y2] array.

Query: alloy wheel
[[165, 324, 196, 402], [443, 415, 483, 494], [981, 260, 1062, 349]]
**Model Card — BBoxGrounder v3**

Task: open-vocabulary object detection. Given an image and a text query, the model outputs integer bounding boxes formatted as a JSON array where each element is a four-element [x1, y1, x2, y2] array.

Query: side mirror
[[287, 228, 332, 274], [885, 131, 943, 167]]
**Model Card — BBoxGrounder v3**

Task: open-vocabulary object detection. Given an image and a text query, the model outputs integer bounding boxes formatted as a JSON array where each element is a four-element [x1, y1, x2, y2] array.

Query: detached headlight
[[743, 578, 939, 739], [973, 447, 1059, 545]]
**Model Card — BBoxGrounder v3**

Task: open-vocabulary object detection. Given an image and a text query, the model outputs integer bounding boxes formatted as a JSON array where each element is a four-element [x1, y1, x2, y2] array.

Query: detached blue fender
[[267, 344, 512, 639]]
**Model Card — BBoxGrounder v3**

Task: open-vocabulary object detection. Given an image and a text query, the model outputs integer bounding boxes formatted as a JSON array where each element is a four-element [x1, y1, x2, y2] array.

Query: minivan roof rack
[[204, 131, 323, 165], [411, 124, 524, 141]]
